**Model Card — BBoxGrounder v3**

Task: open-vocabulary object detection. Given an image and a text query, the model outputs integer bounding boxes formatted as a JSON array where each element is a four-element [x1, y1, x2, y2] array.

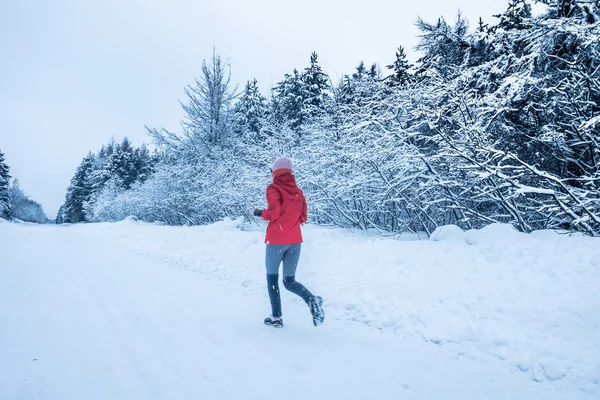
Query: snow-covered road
[[0, 222, 597, 399]]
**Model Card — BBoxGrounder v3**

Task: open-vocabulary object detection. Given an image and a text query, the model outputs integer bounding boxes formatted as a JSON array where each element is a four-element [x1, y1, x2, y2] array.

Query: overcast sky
[[1, 0, 507, 218]]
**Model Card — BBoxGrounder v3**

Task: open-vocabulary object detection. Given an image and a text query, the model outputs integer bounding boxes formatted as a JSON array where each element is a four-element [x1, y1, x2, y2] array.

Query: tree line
[[0, 149, 50, 223], [60, 0, 600, 236]]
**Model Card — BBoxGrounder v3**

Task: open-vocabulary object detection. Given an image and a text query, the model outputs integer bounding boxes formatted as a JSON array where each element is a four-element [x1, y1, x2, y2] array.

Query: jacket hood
[[272, 171, 302, 197]]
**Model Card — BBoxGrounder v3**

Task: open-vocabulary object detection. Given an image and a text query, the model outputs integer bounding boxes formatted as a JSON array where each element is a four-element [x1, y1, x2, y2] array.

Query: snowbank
[[70, 220, 600, 393]]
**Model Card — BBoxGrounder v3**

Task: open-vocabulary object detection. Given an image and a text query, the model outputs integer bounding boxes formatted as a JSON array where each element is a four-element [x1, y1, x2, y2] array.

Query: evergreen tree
[[539, 0, 579, 18], [477, 17, 489, 33], [386, 46, 412, 87], [56, 204, 64, 224], [353, 61, 368, 80], [270, 52, 332, 132], [368, 63, 381, 80], [492, 0, 532, 31], [233, 79, 268, 137], [301, 52, 332, 116], [415, 14, 470, 78], [62, 153, 96, 223], [0, 149, 11, 219], [105, 137, 136, 189], [271, 69, 305, 130], [338, 61, 382, 106], [132, 144, 155, 185]]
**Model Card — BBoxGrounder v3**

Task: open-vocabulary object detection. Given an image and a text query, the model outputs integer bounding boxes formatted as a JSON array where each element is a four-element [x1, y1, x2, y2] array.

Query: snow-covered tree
[[337, 62, 382, 106], [492, 0, 532, 31], [62, 153, 96, 223], [78, 138, 156, 221], [271, 69, 305, 130], [0, 149, 11, 220], [386, 46, 413, 87], [8, 179, 49, 223], [301, 52, 332, 117], [55, 205, 64, 224], [60, 0, 600, 236], [270, 52, 333, 133], [181, 49, 237, 147], [415, 13, 470, 79], [233, 79, 268, 138]]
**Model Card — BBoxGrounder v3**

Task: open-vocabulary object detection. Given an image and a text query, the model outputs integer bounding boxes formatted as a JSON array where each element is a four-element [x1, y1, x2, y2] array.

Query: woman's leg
[[265, 244, 286, 318], [281, 244, 313, 304]]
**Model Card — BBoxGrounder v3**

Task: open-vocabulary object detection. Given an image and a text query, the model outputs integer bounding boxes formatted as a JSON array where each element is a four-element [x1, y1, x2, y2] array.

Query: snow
[[0, 221, 598, 399], [430, 224, 465, 241], [515, 186, 555, 196]]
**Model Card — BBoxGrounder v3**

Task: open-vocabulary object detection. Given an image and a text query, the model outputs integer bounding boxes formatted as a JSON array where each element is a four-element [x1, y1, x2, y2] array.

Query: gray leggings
[[265, 244, 302, 276], [265, 244, 312, 318]]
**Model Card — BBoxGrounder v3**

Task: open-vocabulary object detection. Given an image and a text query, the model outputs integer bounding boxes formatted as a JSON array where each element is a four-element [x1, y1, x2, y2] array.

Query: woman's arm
[[261, 185, 282, 221]]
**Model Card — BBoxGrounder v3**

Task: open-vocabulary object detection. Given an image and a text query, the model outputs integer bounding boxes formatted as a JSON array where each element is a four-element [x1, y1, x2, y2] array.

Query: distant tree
[[270, 52, 333, 133], [8, 179, 48, 223], [181, 49, 237, 147], [104, 137, 136, 189], [132, 144, 155, 184], [415, 14, 470, 78], [0, 149, 11, 220], [233, 79, 268, 138], [56, 204, 64, 224], [477, 17, 489, 33], [271, 69, 305, 130], [301, 52, 332, 116], [353, 61, 368, 80], [492, 0, 532, 31], [368, 63, 381, 80], [83, 138, 155, 220], [62, 153, 96, 223], [337, 61, 382, 106], [386, 46, 413, 87]]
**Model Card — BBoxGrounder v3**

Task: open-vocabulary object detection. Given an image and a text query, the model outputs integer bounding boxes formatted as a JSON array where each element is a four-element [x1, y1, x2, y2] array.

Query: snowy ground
[[0, 219, 598, 399]]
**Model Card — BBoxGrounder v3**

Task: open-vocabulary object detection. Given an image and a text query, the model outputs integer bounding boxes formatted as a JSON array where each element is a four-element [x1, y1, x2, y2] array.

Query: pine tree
[[132, 144, 155, 185], [368, 63, 381, 80], [271, 69, 305, 130], [415, 14, 471, 78], [62, 153, 96, 223], [270, 52, 333, 132], [56, 204, 64, 224], [545, 0, 579, 18], [0, 149, 11, 219], [301, 52, 332, 116], [337, 62, 382, 105], [492, 0, 532, 31], [536, 0, 599, 20], [105, 137, 137, 189], [386, 46, 412, 87], [353, 61, 367, 80], [477, 17, 488, 33], [233, 79, 268, 137]]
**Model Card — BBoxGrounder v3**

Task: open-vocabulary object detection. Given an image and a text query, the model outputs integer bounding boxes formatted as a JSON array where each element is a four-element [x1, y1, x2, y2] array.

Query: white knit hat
[[272, 157, 293, 172]]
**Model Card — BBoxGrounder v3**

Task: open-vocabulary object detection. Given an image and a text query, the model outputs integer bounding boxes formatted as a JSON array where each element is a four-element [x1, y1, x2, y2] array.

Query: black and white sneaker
[[264, 316, 284, 328], [308, 296, 325, 327]]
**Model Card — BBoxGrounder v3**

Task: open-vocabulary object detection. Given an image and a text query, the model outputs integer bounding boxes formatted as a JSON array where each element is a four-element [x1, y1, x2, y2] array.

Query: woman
[[254, 157, 324, 328]]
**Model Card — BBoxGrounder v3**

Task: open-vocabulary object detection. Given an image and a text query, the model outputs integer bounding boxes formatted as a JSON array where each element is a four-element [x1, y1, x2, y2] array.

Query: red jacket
[[261, 169, 307, 245]]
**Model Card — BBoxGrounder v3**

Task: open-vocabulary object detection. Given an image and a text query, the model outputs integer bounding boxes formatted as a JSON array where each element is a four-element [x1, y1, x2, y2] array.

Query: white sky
[[1, 0, 507, 218]]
